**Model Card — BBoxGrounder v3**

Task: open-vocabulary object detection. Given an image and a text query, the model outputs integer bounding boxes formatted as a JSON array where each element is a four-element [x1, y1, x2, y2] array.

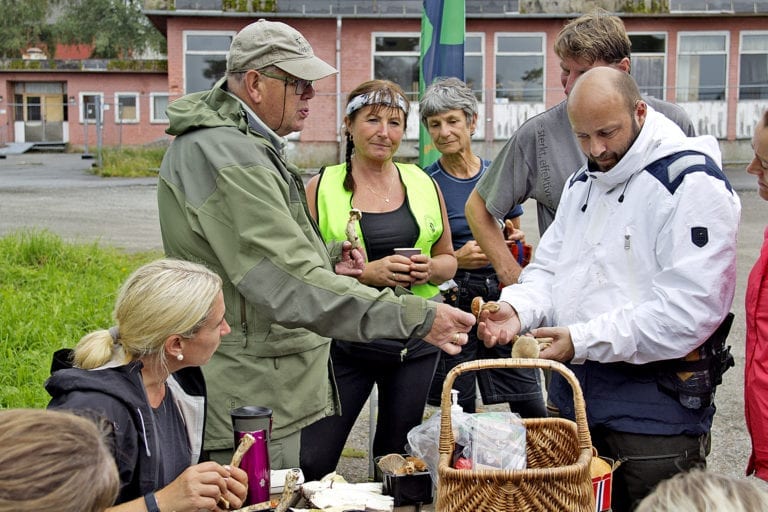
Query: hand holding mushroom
[[529, 326, 575, 362], [334, 209, 365, 277], [472, 296, 521, 348]]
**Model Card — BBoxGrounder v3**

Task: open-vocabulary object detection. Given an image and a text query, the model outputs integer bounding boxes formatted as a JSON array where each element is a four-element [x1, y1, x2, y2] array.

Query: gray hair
[[419, 77, 478, 127]]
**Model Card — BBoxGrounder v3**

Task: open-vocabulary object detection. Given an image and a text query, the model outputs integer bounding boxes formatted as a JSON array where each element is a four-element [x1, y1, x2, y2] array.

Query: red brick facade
[[1, 12, 766, 164]]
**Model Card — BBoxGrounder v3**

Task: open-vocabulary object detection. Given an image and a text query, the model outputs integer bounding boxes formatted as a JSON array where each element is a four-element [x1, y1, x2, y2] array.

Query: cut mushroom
[[230, 432, 256, 468], [221, 433, 256, 509]]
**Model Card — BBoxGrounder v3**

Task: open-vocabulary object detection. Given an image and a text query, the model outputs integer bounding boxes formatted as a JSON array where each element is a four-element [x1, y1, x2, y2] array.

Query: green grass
[[92, 146, 167, 177], [0, 229, 160, 408]]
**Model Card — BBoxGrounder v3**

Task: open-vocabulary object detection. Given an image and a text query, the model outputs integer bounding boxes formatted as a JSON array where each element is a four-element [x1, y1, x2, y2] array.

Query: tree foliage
[[0, 0, 165, 60], [55, 0, 166, 59], [0, 0, 56, 58]]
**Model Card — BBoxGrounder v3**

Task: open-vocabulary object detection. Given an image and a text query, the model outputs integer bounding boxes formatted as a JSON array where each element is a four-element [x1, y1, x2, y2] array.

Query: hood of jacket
[[165, 76, 286, 160], [46, 360, 158, 502], [165, 77, 246, 137], [46, 359, 207, 502], [46, 359, 149, 416], [582, 107, 721, 192]]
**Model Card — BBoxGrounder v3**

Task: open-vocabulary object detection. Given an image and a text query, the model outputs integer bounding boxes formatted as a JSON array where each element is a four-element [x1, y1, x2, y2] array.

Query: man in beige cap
[[157, 19, 474, 470], [225, 18, 337, 136]]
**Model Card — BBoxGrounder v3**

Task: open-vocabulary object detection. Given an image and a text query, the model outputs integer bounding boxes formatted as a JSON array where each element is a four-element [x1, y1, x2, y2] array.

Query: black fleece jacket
[[46, 351, 206, 504]]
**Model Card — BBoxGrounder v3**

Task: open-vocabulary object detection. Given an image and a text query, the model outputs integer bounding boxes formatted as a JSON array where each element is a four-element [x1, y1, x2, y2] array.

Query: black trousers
[[591, 427, 709, 512], [299, 342, 439, 482]]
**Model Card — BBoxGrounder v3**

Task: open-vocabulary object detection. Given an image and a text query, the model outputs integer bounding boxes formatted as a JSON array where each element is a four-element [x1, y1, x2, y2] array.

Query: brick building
[[1, 1, 766, 166]]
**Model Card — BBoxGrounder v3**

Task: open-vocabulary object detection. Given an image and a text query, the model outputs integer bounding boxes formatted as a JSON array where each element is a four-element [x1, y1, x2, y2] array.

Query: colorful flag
[[419, 0, 465, 168]]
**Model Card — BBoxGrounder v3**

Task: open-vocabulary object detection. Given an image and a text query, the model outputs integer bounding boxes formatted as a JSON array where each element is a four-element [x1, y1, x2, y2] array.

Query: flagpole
[[419, 0, 466, 169]]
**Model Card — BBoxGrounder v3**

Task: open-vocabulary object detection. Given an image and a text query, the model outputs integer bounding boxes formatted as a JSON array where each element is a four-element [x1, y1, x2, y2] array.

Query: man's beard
[[588, 119, 642, 172]]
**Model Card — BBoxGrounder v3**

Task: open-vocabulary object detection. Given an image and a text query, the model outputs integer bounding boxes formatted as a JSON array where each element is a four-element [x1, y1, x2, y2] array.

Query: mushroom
[[470, 296, 500, 319], [230, 432, 255, 468], [511, 335, 554, 358], [222, 433, 255, 509], [346, 208, 363, 250]]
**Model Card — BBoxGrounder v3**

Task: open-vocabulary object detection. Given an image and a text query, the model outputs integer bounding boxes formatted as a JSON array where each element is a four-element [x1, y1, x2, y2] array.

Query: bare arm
[[465, 189, 522, 286], [305, 174, 320, 219]]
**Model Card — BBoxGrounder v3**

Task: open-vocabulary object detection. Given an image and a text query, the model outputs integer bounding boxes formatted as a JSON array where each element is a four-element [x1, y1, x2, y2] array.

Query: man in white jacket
[[478, 67, 741, 511]]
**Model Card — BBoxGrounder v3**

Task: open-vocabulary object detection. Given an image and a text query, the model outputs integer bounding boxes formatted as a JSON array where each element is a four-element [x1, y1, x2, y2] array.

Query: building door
[[13, 82, 66, 143]]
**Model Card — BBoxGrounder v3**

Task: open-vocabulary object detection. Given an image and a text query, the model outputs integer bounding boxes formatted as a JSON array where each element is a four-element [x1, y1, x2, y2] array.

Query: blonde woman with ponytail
[[46, 258, 248, 512]]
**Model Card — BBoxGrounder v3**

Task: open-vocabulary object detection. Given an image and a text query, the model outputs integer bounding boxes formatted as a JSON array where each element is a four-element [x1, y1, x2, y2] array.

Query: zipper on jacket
[[240, 295, 248, 337], [624, 226, 640, 305], [138, 406, 162, 491], [137, 408, 152, 457], [400, 347, 408, 362]]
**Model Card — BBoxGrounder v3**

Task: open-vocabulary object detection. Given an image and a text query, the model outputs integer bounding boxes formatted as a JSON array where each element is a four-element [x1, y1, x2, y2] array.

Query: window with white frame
[[150, 93, 169, 123], [494, 34, 544, 103], [373, 33, 421, 100], [185, 31, 234, 94], [115, 93, 139, 123], [629, 33, 667, 100], [79, 93, 103, 123], [465, 34, 484, 102], [740, 32, 768, 100], [677, 33, 728, 101]]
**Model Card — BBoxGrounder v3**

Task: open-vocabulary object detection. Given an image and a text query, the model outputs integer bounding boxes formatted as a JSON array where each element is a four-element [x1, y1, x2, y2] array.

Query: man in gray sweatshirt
[[466, 9, 695, 288]]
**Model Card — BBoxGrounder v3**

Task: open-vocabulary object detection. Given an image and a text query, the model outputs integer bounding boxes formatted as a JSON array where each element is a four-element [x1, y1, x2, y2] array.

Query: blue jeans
[[427, 270, 546, 417]]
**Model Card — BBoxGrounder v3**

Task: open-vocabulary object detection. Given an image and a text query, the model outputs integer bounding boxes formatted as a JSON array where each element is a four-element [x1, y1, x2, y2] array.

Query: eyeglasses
[[258, 70, 313, 95]]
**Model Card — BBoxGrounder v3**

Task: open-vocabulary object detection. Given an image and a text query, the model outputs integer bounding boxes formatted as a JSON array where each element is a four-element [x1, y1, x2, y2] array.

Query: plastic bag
[[406, 410, 473, 487], [467, 412, 526, 470]]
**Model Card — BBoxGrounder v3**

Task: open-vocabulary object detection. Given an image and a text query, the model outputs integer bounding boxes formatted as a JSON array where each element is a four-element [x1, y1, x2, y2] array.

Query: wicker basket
[[436, 358, 595, 511]]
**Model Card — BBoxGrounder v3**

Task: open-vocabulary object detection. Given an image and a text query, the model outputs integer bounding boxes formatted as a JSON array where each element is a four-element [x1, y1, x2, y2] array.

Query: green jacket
[[316, 162, 443, 298], [157, 77, 437, 450]]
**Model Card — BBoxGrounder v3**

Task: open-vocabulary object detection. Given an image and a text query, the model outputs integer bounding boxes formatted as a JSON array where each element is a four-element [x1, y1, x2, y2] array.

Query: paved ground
[[1, 152, 764, 508], [0, 153, 160, 252]]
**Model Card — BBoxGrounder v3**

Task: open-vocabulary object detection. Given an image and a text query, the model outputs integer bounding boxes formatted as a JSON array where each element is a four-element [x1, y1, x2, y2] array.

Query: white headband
[[345, 90, 409, 116]]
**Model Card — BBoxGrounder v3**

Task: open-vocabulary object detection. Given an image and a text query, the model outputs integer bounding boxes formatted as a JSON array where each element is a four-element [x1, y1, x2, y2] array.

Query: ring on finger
[[391, 273, 397, 281], [452, 332, 460, 344]]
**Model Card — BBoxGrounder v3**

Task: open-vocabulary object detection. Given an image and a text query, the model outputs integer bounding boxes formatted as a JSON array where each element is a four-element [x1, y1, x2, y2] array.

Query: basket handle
[[438, 358, 592, 456]]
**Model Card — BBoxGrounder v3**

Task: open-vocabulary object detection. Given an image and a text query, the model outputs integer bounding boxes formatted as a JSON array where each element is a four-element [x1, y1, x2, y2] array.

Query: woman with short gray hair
[[420, 77, 545, 418]]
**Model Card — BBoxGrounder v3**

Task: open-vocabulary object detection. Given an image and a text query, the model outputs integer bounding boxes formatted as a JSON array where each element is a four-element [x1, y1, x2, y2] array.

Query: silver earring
[[176, 353, 184, 361]]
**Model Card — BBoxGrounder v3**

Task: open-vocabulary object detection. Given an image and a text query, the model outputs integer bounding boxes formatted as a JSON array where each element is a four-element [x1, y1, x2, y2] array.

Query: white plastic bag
[[406, 409, 473, 487], [467, 412, 527, 470]]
